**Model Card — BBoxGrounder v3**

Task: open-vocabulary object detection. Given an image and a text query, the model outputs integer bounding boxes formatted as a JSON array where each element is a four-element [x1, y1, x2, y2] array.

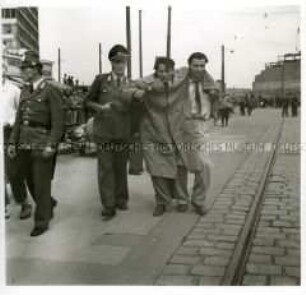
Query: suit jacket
[[85, 73, 136, 142], [10, 78, 64, 149]]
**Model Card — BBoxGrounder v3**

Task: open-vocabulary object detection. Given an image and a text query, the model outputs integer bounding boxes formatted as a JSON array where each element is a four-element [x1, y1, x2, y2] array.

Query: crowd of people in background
[[63, 73, 79, 88]]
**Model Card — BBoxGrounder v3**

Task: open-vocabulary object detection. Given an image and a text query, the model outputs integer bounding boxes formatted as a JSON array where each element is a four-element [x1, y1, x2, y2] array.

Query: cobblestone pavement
[[242, 117, 300, 286], [155, 114, 300, 286]]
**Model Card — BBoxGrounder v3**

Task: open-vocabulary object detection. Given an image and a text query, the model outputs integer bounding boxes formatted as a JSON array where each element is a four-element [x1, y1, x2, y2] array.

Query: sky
[[2, 0, 301, 88]]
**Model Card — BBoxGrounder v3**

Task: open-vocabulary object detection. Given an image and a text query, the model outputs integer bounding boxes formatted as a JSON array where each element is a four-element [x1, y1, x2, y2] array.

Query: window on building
[[2, 24, 12, 34], [1, 8, 16, 19], [2, 9, 8, 18]]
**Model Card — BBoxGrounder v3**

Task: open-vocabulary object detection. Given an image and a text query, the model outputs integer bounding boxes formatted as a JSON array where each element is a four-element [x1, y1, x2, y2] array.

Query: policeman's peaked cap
[[20, 51, 42, 70], [108, 44, 130, 61]]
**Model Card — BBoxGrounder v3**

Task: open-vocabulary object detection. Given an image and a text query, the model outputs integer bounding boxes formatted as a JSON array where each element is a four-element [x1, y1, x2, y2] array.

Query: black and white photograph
[[0, 0, 304, 290]]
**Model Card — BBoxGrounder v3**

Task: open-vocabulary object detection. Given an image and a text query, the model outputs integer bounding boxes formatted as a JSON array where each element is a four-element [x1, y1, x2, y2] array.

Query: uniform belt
[[22, 120, 51, 130]]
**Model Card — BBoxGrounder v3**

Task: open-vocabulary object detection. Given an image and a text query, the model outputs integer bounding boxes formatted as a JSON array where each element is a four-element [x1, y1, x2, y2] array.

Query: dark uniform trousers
[[10, 80, 64, 228], [18, 149, 55, 227], [97, 141, 129, 209], [86, 73, 136, 211], [4, 126, 27, 205]]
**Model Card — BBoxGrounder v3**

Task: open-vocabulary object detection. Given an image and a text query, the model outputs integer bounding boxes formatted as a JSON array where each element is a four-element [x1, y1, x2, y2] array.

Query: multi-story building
[[252, 52, 301, 101], [2, 7, 39, 52], [2, 7, 54, 79]]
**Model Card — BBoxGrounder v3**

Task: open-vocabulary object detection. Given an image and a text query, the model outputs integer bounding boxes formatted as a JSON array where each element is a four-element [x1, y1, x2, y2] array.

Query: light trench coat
[[138, 67, 218, 179]]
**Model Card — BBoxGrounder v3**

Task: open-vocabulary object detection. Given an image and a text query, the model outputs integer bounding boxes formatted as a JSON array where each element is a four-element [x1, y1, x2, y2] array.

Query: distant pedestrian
[[219, 95, 233, 127], [63, 73, 68, 85], [291, 96, 298, 117], [246, 93, 253, 116], [239, 98, 245, 115], [281, 98, 289, 117]]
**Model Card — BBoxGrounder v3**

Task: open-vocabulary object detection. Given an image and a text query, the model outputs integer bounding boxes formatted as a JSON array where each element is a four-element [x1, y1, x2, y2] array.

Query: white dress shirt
[[188, 79, 211, 119], [111, 72, 127, 86], [0, 78, 21, 127], [32, 77, 45, 91]]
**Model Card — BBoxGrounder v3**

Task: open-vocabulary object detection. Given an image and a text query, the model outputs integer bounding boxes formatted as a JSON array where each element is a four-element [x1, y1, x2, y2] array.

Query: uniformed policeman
[[8, 52, 64, 237], [86, 44, 145, 221]]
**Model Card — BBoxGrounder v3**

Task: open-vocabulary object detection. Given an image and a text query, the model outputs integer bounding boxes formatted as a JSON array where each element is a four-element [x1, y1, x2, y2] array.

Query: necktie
[[116, 78, 121, 87], [29, 83, 34, 93], [195, 82, 202, 114]]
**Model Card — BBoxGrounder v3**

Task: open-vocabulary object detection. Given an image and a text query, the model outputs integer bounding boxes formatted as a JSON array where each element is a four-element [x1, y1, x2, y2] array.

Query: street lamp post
[[221, 45, 234, 96]]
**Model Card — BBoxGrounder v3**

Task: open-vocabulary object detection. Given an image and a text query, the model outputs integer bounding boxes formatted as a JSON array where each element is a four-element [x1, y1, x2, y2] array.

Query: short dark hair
[[188, 52, 208, 65], [154, 57, 175, 71]]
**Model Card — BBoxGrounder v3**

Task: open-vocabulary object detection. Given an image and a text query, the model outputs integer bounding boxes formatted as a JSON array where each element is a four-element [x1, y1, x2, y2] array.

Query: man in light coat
[[137, 53, 218, 216]]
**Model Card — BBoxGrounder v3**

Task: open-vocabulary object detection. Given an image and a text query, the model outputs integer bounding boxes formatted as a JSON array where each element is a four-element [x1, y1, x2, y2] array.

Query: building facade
[[2, 7, 54, 79], [252, 52, 301, 101], [2, 7, 39, 52]]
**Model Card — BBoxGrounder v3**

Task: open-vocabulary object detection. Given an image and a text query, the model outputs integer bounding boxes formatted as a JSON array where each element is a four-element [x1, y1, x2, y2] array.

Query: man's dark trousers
[[97, 141, 129, 210], [18, 149, 54, 228], [4, 126, 27, 205]]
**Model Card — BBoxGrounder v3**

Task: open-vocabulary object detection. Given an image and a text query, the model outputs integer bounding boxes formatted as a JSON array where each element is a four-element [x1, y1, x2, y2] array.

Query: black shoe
[[30, 226, 49, 237], [116, 203, 128, 210], [153, 204, 166, 217], [191, 202, 208, 216], [19, 203, 32, 220], [102, 208, 116, 221], [177, 204, 188, 213], [51, 197, 58, 219]]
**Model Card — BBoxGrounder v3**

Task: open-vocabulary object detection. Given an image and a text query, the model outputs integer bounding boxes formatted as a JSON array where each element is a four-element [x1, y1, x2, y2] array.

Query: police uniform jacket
[[10, 79, 64, 149], [85, 73, 136, 143]]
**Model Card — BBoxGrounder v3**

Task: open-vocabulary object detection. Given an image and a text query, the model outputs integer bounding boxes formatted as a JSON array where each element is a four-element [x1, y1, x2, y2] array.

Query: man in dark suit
[[85, 44, 145, 221], [8, 52, 64, 236]]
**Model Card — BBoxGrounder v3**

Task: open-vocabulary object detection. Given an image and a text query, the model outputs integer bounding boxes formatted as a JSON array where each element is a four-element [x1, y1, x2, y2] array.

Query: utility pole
[[166, 6, 172, 59], [126, 6, 132, 79], [281, 55, 286, 100], [58, 47, 61, 83], [221, 44, 225, 95], [138, 10, 143, 78], [99, 43, 102, 74]]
